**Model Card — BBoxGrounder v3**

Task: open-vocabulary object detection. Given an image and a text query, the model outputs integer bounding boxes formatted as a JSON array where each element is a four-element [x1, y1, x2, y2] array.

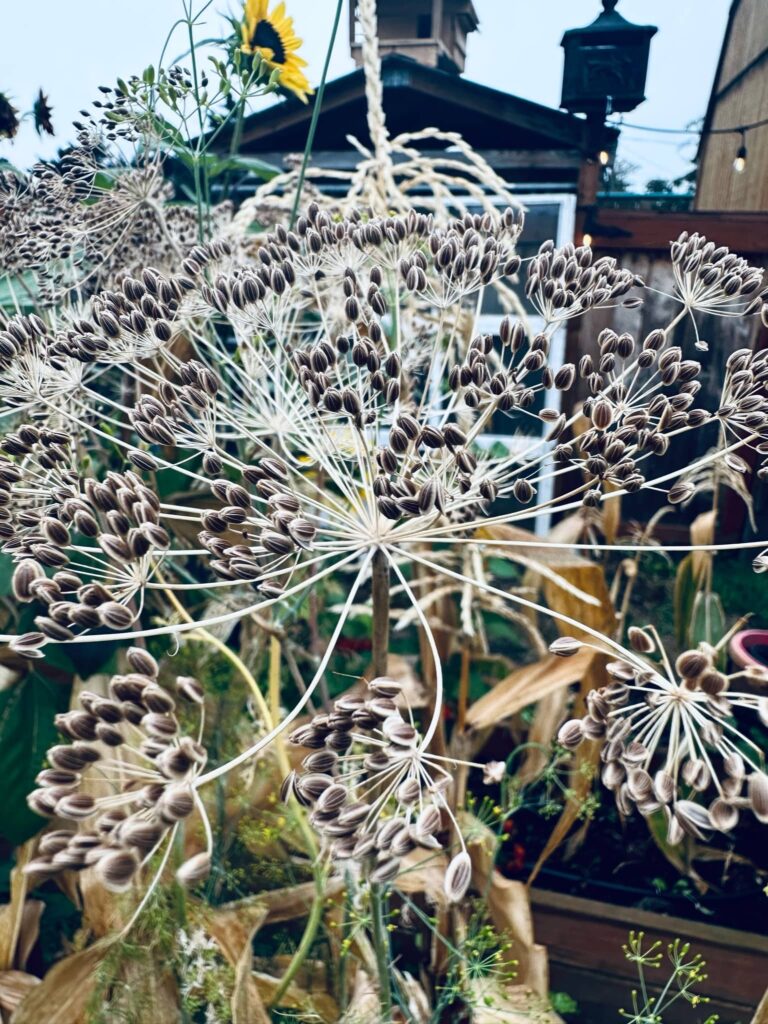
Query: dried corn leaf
[[462, 813, 547, 996], [339, 969, 381, 1023], [0, 971, 39, 1019], [252, 972, 338, 1023], [10, 940, 113, 1024], [526, 560, 614, 881], [690, 509, 716, 580], [397, 847, 449, 908], [0, 843, 39, 972], [121, 960, 181, 1024], [232, 921, 270, 1024], [477, 521, 586, 568], [751, 986, 768, 1024], [213, 878, 344, 930], [396, 971, 432, 1023], [466, 648, 594, 731], [471, 979, 563, 1023], [207, 905, 268, 968]]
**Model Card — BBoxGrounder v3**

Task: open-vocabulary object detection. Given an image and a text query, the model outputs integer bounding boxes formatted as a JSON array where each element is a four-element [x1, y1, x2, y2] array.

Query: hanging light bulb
[[733, 130, 747, 173], [582, 232, 593, 247], [598, 148, 611, 166]]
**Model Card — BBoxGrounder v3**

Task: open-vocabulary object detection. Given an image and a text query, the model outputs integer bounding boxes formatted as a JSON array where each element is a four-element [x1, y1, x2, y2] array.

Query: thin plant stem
[[370, 883, 393, 1020], [289, 0, 344, 227], [371, 546, 391, 679], [162, 574, 328, 1011]]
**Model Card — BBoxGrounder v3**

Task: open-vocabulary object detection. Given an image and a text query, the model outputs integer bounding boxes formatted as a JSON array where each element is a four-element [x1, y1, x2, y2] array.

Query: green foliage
[[619, 931, 718, 1024], [0, 664, 72, 844]]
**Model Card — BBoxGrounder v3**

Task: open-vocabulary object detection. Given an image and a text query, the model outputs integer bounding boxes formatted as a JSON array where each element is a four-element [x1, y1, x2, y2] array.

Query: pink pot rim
[[729, 629, 768, 669]]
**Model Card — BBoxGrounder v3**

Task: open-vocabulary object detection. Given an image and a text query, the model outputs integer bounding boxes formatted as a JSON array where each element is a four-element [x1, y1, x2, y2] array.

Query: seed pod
[[12, 560, 46, 602], [749, 772, 768, 823], [316, 783, 347, 814], [591, 399, 613, 430], [396, 778, 421, 805], [97, 850, 139, 892], [550, 637, 581, 657], [675, 649, 708, 679], [674, 799, 712, 839], [512, 478, 534, 503], [159, 785, 195, 822], [709, 798, 739, 833], [370, 857, 400, 885], [126, 647, 158, 677], [445, 851, 472, 902], [382, 715, 417, 747], [653, 770, 674, 804], [121, 819, 164, 851], [628, 626, 655, 653], [177, 852, 211, 886], [557, 719, 584, 749], [99, 602, 135, 630]]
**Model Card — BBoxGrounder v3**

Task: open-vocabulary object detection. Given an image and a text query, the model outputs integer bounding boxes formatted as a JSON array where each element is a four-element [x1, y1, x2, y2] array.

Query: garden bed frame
[[531, 889, 768, 1023]]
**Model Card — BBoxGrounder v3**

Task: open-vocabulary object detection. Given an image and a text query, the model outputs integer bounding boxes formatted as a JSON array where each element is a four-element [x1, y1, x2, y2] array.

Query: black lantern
[[560, 0, 657, 117]]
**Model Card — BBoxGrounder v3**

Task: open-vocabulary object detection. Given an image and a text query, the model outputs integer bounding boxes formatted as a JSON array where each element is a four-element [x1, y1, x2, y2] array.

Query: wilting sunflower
[[0, 92, 19, 140], [33, 89, 54, 137], [240, 0, 313, 103]]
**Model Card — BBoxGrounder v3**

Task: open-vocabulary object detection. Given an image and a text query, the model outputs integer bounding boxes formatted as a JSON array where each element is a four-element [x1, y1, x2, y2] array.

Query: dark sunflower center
[[250, 20, 287, 64]]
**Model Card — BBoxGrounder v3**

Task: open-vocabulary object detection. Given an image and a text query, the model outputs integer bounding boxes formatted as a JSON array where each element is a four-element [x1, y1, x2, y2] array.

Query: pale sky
[[1, 1, 729, 190]]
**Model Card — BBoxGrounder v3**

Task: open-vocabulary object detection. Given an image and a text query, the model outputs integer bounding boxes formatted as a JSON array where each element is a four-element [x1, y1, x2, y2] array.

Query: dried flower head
[[26, 652, 210, 890], [556, 632, 768, 843]]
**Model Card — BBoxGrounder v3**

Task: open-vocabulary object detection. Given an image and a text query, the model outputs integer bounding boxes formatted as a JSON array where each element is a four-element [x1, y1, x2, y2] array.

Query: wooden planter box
[[531, 889, 768, 1024]]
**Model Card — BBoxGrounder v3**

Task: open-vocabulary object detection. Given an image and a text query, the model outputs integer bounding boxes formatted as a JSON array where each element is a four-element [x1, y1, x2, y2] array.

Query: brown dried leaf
[[523, 558, 615, 877], [751, 986, 768, 1024], [0, 971, 39, 1019], [462, 813, 548, 996], [339, 969, 381, 1023], [10, 940, 113, 1024], [207, 905, 268, 970], [396, 847, 449, 908], [690, 508, 716, 581], [213, 878, 344, 930], [121, 960, 181, 1024], [252, 972, 338, 1023], [466, 648, 594, 731], [471, 979, 563, 1022], [232, 921, 270, 1024], [0, 843, 45, 980]]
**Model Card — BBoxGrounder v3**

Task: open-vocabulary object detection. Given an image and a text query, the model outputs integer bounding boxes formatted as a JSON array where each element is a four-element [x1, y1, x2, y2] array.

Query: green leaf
[[0, 669, 72, 845], [690, 591, 726, 666], [673, 553, 697, 650]]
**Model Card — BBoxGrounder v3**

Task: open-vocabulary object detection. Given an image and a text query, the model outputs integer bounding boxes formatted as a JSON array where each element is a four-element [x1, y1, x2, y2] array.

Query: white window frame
[[453, 192, 576, 533]]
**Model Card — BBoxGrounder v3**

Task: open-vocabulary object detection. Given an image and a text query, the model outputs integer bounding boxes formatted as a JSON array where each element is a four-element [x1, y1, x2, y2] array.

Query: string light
[[733, 130, 747, 174], [605, 114, 768, 137], [582, 232, 593, 246], [598, 148, 611, 166]]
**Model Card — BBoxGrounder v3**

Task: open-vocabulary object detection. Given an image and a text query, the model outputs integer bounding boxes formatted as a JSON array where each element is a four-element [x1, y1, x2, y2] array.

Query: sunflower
[[0, 93, 19, 140], [240, 0, 313, 103]]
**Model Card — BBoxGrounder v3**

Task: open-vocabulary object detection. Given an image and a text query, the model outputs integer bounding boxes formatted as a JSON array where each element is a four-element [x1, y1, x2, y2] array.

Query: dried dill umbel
[[1, 192, 766, 936]]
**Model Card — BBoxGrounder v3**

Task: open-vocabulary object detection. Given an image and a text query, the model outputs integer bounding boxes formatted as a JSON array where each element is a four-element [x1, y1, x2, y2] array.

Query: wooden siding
[[695, 0, 768, 211]]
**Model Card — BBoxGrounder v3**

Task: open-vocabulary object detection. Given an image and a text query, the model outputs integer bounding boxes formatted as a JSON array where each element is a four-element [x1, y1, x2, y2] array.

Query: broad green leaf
[[0, 670, 72, 845]]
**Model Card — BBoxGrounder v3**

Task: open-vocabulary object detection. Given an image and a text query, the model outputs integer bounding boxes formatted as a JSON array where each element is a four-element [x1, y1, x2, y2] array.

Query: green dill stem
[[184, 1, 207, 240], [270, 866, 328, 1008], [289, 0, 344, 228], [371, 884, 393, 1020], [371, 546, 391, 679]]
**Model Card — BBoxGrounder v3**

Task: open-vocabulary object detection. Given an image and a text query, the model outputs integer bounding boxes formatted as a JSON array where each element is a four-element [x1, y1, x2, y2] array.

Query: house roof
[[229, 53, 615, 158]]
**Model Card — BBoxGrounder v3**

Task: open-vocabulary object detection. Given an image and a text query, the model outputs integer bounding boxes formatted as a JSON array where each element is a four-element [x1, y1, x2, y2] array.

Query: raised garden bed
[[531, 889, 768, 1024]]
